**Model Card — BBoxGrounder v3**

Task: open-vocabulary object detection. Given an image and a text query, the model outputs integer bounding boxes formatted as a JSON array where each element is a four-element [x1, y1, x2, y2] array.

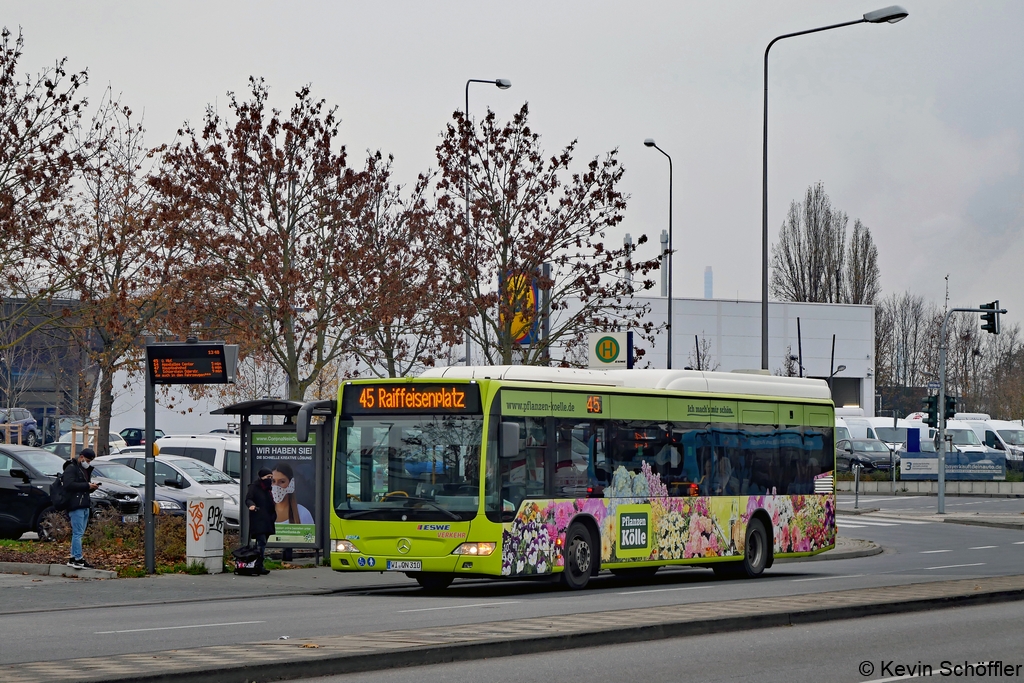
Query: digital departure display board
[[342, 383, 481, 415], [147, 344, 229, 385]]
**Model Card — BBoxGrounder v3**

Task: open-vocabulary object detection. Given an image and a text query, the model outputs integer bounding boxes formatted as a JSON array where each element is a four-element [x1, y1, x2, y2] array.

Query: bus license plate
[[386, 560, 421, 571], [121, 515, 140, 523]]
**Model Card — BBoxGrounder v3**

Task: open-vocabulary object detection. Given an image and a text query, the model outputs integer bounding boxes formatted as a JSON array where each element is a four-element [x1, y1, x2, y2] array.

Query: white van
[[155, 434, 241, 480], [957, 413, 1024, 470], [843, 417, 913, 450], [942, 419, 989, 456], [835, 417, 852, 443]]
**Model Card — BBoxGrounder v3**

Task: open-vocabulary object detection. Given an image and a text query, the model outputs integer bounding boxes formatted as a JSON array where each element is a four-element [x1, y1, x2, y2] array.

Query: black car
[[118, 428, 165, 447], [90, 460, 185, 516], [836, 438, 897, 471], [0, 446, 145, 540], [0, 446, 67, 539]]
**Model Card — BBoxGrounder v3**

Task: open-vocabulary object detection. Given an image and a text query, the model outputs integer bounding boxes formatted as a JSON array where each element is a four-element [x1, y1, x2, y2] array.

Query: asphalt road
[[1, 501, 1022, 666], [301, 600, 1024, 683]]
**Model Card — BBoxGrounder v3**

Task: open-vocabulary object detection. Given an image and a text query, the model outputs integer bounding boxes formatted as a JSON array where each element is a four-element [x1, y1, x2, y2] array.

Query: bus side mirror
[[501, 422, 521, 458], [296, 400, 335, 442]]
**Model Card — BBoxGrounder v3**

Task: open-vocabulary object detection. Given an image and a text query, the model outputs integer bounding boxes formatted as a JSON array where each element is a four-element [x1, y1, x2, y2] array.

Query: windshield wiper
[[401, 497, 462, 521], [339, 498, 462, 521]]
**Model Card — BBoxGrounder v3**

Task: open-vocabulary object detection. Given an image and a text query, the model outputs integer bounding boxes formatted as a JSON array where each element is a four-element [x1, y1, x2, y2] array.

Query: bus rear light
[[555, 537, 564, 547], [452, 542, 496, 556], [331, 539, 359, 553]]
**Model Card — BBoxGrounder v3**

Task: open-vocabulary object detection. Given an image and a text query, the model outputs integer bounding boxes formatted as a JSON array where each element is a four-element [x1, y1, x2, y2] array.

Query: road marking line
[[396, 601, 519, 613], [616, 585, 711, 596], [919, 550, 952, 554], [864, 516, 930, 525], [95, 620, 265, 634], [836, 522, 867, 528], [924, 563, 985, 570], [836, 519, 898, 527], [969, 545, 998, 549], [791, 574, 864, 583], [1014, 541, 1024, 545]]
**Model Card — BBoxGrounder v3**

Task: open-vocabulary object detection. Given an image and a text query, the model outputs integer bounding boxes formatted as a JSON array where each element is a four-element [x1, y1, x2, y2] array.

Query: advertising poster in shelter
[[251, 430, 318, 545]]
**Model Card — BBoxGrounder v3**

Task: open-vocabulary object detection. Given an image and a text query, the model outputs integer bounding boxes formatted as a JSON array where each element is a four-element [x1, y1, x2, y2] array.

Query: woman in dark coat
[[245, 468, 276, 574]]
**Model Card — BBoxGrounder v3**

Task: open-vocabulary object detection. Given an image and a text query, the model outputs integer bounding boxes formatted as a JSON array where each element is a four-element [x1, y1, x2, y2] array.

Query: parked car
[[87, 474, 143, 521], [118, 428, 166, 447], [836, 438, 897, 471], [58, 430, 129, 455], [0, 408, 40, 447], [155, 434, 241, 480], [0, 445, 64, 539], [43, 416, 89, 444], [100, 453, 240, 527], [89, 460, 185, 516]]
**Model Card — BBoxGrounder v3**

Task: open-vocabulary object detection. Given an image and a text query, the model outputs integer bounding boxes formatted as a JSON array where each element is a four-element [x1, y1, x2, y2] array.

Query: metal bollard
[[854, 464, 861, 510]]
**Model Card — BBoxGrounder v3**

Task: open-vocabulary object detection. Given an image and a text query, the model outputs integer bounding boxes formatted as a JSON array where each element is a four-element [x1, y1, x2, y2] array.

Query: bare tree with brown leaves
[[0, 28, 88, 355], [52, 96, 187, 454], [156, 78, 366, 400], [348, 153, 461, 377], [434, 104, 659, 366]]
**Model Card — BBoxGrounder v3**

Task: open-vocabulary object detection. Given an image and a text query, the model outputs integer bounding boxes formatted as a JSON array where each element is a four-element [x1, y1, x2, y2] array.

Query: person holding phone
[[63, 447, 99, 569]]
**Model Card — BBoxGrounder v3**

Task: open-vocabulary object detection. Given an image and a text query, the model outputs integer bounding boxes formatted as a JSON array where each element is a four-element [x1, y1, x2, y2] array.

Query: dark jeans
[[254, 534, 268, 558]]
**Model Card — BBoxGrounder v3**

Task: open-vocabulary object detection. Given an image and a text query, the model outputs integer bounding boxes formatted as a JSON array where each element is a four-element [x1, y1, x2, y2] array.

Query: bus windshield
[[335, 415, 482, 521]]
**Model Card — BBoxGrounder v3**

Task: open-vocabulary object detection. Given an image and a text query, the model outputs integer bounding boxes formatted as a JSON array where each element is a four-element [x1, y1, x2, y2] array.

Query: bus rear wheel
[[413, 573, 454, 591], [713, 518, 770, 580], [560, 522, 594, 590]]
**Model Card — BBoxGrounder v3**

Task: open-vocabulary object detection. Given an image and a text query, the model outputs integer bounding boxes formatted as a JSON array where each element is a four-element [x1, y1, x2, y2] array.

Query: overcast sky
[[4, 1, 1022, 426]]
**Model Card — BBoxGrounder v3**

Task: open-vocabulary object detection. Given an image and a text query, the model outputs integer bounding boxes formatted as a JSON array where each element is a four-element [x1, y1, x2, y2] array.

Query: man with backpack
[[62, 448, 99, 569]]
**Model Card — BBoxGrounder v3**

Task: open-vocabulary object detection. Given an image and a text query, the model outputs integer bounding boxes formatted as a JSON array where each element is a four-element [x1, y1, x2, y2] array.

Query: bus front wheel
[[713, 518, 770, 580], [560, 522, 594, 590]]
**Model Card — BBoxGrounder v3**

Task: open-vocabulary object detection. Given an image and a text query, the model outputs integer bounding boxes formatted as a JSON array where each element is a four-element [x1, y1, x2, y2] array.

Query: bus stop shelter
[[212, 399, 334, 563]]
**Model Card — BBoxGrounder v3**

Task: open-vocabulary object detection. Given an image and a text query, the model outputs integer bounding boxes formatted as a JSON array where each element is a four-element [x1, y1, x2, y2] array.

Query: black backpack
[[50, 475, 69, 511]]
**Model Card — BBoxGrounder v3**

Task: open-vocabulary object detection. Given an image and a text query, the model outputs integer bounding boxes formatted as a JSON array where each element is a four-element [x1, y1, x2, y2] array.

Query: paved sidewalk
[[11, 573, 1024, 683]]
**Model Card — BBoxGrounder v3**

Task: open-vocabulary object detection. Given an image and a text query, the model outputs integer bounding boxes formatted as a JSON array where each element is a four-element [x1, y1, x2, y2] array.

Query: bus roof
[[419, 365, 832, 401]]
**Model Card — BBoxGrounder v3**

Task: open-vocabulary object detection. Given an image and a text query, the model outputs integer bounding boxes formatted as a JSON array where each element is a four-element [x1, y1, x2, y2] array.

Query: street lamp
[[645, 138, 674, 369], [464, 78, 512, 366], [761, 6, 907, 370]]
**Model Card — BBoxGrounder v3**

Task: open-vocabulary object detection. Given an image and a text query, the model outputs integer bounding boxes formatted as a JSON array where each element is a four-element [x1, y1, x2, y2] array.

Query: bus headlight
[[331, 539, 359, 553], [452, 542, 496, 556]]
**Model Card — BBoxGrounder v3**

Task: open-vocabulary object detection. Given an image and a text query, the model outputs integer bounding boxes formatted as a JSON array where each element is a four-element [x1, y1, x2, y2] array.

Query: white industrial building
[[631, 295, 875, 415]]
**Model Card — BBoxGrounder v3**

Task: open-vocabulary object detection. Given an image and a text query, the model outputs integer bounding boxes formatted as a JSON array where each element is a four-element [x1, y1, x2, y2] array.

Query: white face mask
[[271, 480, 295, 504], [81, 460, 93, 470]]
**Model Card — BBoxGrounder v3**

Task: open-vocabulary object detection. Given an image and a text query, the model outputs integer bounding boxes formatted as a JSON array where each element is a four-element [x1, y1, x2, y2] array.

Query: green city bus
[[320, 366, 836, 590]]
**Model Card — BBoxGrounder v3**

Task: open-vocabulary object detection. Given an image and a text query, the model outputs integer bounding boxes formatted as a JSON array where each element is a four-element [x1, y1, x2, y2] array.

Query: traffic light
[[981, 301, 1000, 335], [923, 395, 938, 429], [944, 395, 957, 421]]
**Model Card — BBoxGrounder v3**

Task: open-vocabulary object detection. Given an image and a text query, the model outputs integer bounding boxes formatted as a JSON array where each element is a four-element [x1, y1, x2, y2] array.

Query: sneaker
[[79, 559, 96, 569], [67, 558, 85, 569]]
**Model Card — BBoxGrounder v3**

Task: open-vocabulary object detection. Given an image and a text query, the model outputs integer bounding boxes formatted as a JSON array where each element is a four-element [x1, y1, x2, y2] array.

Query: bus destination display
[[343, 383, 481, 415], [148, 344, 228, 385]]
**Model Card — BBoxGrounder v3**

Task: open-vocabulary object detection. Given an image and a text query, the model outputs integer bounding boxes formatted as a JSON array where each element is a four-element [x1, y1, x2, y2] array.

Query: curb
[[0, 562, 116, 580], [17, 575, 1024, 683], [836, 507, 880, 516], [942, 518, 1024, 531], [775, 539, 882, 563]]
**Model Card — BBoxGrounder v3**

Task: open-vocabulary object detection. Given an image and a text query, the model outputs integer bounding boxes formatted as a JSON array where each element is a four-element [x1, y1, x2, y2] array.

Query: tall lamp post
[[644, 139, 674, 369], [761, 5, 908, 370], [463, 78, 512, 367]]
